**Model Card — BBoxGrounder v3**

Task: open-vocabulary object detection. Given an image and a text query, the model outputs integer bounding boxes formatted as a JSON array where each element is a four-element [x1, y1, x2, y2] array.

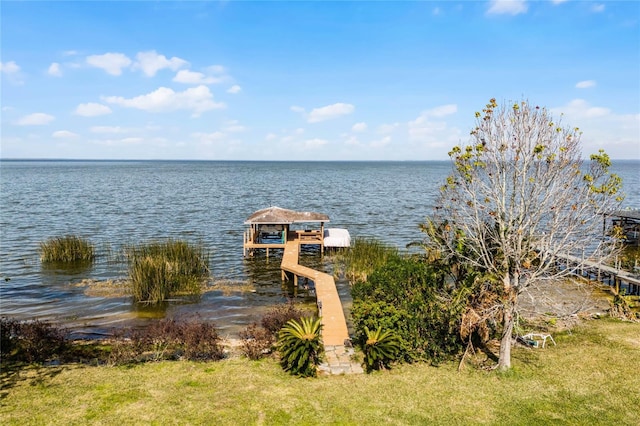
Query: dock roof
[[244, 206, 330, 225], [609, 209, 640, 221]]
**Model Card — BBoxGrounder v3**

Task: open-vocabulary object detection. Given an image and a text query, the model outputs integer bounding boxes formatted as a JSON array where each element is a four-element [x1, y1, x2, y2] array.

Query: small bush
[[40, 235, 95, 263], [278, 317, 323, 377], [1, 317, 67, 363], [127, 240, 210, 304], [179, 320, 224, 361], [362, 326, 401, 372], [0, 317, 20, 359], [261, 301, 305, 336], [108, 319, 223, 364], [239, 323, 274, 360]]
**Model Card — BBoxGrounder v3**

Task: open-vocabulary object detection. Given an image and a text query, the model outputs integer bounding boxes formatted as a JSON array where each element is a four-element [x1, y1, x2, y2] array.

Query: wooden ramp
[[281, 239, 350, 346]]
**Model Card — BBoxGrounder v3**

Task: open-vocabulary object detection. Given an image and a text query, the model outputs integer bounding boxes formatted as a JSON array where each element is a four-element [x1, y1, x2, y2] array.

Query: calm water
[[1, 160, 638, 338]]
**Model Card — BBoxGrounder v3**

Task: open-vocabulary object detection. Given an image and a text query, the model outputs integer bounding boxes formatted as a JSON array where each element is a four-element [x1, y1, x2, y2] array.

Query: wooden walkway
[[556, 253, 640, 295], [281, 239, 350, 346]]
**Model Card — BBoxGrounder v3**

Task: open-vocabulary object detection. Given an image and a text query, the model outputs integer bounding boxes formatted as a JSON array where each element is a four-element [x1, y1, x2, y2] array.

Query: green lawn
[[1, 319, 639, 425]]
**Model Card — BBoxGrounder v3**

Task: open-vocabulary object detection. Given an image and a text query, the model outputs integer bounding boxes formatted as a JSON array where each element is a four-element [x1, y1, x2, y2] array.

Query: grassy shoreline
[[2, 318, 639, 425]]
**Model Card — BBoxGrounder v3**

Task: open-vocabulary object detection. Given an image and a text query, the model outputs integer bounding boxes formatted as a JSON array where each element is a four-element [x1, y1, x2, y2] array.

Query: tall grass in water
[[127, 240, 210, 304], [336, 238, 399, 282], [40, 235, 95, 263]]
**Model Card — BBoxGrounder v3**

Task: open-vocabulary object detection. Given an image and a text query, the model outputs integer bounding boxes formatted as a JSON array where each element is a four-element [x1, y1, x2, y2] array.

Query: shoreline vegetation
[[1, 318, 638, 424]]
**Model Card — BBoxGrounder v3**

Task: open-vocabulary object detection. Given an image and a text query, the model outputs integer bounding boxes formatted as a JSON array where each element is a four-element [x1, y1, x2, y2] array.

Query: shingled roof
[[244, 206, 330, 225]]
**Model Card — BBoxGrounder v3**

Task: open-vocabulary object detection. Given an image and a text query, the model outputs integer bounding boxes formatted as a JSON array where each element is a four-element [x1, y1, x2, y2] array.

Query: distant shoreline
[[1, 158, 638, 163]]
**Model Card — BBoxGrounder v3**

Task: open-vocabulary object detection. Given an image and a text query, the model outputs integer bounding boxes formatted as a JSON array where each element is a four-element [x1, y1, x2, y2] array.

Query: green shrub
[[40, 235, 95, 263], [363, 326, 401, 372], [351, 256, 468, 363], [278, 317, 323, 377], [127, 240, 210, 304]]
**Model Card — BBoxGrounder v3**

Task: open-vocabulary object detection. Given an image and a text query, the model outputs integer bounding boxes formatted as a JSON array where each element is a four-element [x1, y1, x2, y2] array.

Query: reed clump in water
[[336, 237, 399, 282], [39, 235, 95, 263], [127, 240, 210, 304]]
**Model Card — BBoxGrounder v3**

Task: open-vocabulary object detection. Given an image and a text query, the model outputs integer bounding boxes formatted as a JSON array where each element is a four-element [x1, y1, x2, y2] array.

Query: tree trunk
[[497, 294, 516, 371]]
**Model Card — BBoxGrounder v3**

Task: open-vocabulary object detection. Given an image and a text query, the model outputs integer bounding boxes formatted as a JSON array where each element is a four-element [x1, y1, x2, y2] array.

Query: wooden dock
[[555, 253, 640, 295], [281, 238, 350, 346]]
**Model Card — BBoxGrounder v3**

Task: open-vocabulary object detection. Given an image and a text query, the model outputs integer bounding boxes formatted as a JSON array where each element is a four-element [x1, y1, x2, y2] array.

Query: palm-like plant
[[277, 317, 323, 377], [363, 326, 400, 372]]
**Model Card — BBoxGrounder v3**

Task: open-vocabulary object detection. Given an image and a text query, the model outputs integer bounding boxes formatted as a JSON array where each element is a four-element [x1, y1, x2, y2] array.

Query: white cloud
[[377, 123, 400, 134], [1, 61, 21, 74], [551, 100, 639, 158], [90, 126, 128, 134], [47, 62, 63, 77], [551, 0, 568, 4], [344, 135, 361, 146], [576, 80, 596, 89], [208, 65, 225, 74], [75, 102, 113, 117], [16, 113, 55, 126], [227, 84, 242, 94], [423, 104, 458, 118], [134, 50, 188, 77], [63, 50, 78, 56], [307, 103, 355, 123], [352, 122, 367, 132], [1, 61, 24, 84], [121, 137, 143, 144], [591, 4, 605, 13], [553, 99, 610, 119], [370, 136, 391, 148], [173, 69, 221, 85], [406, 105, 458, 140], [265, 133, 277, 141], [304, 138, 328, 148], [192, 131, 226, 144], [52, 130, 79, 139], [103, 85, 225, 117], [224, 120, 246, 133], [487, 0, 528, 15], [290, 105, 305, 113], [86, 52, 132, 76], [407, 105, 462, 147]]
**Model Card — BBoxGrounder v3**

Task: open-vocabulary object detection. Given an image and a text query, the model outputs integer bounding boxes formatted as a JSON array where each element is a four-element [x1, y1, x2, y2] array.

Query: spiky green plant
[[127, 240, 210, 304], [363, 326, 401, 372], [40, 235, 95, 263], [277, 317, 323, 377]]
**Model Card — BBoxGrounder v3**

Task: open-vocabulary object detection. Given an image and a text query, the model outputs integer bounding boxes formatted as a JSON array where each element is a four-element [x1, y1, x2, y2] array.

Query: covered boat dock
[[242, 207, 359, 373], [243, 206, 350, 256], [607, 209, 640, 246]]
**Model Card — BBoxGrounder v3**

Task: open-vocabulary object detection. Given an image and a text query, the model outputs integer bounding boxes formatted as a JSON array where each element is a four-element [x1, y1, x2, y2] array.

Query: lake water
[[1, 160, 638, 338]]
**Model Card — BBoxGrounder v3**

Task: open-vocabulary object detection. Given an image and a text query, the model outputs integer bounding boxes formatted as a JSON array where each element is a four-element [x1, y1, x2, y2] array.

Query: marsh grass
[[126, 240, 210, 304], [335, 237, 400, 281], [39, 235, 95, 263], [1, 319, 639, 425]]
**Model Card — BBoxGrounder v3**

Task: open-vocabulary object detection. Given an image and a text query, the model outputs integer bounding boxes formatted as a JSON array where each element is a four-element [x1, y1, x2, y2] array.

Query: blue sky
[[1, 1, 639, 160]]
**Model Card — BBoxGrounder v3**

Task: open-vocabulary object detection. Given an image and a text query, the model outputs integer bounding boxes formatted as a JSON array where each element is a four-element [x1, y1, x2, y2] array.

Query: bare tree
[[428, 98, 623, 370]]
